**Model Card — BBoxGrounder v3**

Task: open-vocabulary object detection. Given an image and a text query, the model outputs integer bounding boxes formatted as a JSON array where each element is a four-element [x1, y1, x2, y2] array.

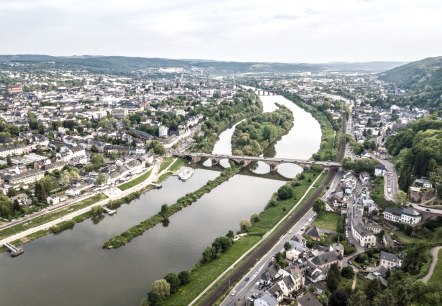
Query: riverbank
[[0, 158, 183, 251], [103, 165, 241, 249]]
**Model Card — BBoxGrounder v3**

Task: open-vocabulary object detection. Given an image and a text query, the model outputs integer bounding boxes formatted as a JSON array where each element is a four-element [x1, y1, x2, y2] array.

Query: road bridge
[[254, 89, 286, 96], [173, 152, 341, 171]]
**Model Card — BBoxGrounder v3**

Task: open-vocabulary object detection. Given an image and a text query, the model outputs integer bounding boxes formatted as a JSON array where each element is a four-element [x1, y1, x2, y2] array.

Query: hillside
[[0, 55, 401, 75], [378, 56, 442, 109], [386, 115, 442, 196]]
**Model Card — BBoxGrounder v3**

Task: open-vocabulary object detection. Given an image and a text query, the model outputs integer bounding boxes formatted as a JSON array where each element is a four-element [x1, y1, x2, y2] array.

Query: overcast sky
[[1, 0, 441, 63]]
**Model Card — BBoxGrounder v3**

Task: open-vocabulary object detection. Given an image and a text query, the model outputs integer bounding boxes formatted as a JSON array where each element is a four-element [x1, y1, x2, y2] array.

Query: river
[[0, 94, 321, 306]]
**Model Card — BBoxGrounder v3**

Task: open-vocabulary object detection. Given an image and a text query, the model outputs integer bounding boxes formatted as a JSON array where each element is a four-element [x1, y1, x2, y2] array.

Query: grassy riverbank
[[103, 166, 241, 249], [119, 169, 153, 191], [0, 193, 107, 241]]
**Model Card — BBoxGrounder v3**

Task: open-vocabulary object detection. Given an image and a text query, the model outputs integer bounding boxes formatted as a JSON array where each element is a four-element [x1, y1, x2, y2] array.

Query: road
[[369, 153, 398, 201], [0, 159, 177, 246], [221, 210, 316, 305], [411, 204, 442, 216], [421, 246, 442, 283], [199, 105, 347, 306]]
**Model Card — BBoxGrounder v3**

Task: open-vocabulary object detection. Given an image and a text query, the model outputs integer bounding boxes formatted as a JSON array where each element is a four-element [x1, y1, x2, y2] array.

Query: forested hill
[[0, 55, 401, 74], [386, 115, 442, 196], [378, 56, 442, 110]]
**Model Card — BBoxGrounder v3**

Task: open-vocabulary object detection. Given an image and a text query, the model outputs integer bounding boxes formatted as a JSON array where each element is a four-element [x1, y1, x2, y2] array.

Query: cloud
[[0, 0, 441, 62]]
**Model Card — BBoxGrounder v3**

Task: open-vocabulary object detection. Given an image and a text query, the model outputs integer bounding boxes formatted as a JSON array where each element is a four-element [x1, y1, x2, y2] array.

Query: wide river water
[[0, 95, 321, 306]]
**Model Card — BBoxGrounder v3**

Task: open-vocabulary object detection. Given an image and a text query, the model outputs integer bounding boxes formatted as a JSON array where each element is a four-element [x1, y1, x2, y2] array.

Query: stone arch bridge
[[173, 152, 341, 172]]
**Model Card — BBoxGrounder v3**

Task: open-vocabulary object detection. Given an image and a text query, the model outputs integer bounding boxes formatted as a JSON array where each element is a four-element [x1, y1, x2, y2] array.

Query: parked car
[[230, 290, 237, 296]]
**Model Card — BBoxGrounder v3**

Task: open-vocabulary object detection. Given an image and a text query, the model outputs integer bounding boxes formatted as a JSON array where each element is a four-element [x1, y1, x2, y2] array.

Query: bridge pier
[[269, 163, 278, 172], [211, 158, 219, 165]]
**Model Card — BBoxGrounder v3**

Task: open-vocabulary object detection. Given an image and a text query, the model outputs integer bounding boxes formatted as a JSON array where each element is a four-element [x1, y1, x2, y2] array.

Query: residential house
[[4, 169, 45, 187], [351, 221, 377, 247], [379, 251, 403, 269], [297, 293, 322, 306], [11, 193, 32, 206], [374, 164, 387, 177], [383, 207, 421, 225], [254, 292, 279, 306]]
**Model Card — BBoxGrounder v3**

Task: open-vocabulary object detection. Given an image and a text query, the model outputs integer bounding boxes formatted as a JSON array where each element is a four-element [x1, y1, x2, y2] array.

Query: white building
[[351, 221, 377, 247], [383, 208, 421, 225], [159, 126, 169, 137], [375, 164, 387, 177], [379, 251, 403, 269], [4, 169, 45, 187]]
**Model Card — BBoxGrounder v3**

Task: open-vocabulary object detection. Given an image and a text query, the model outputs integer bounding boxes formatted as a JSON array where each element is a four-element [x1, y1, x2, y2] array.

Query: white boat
[[178, 167, 195, 181]]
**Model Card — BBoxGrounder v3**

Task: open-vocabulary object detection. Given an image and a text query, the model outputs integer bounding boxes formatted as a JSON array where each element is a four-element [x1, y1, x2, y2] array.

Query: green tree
[[365, 279, 380, 303], [91, 153, 105, 168], [108, 151, 118, 161], [146, 291, 161, 306], [348, 289, 367, 305], [178, 270, 191, 285], [341, 266, 354, 279], [226, 230, 234, 239], [27, 111, 38, 130], [284, 241, 291, 251], [95, 173, 107, 186], [164, 273, 180, 294], [250, 213, 260, 223], [7, 187, 17, 197], [91, 144, 98, 153], [35, 182, 47, 202], [327, 263, 341, 292], [160, 204, 169, 218], [277, 185, 293, 200], [151, 279, 170, 300], [395, 190, 408, 206], [329, 289, 348, 306], [313, 199, 326, 215]]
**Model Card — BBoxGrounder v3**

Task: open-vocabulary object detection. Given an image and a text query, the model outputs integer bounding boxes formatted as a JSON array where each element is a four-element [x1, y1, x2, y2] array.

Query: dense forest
[[231, 105, 293, 156], [386, 115, 442, 196], [0, 55, 401, 74], [378, 56, 442, 110]]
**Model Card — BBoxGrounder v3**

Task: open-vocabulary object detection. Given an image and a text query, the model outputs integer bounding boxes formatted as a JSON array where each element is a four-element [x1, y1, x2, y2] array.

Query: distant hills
[[378, 56, 442, 110], [0, 54, 403, 74]]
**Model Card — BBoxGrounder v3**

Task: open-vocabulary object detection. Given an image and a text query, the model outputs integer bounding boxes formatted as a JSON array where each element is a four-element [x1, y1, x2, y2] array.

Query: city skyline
[[1, 0, 442, 63]]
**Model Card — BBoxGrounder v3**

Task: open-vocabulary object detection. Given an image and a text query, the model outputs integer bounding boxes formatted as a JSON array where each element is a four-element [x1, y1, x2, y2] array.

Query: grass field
[[168, 158, 185, 173], [313, 211, 340, 232], [428, 248, 442, 288], [0, 193, 107, 241], [118, 169, 152, 191], [159, 157, 175, 172]]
